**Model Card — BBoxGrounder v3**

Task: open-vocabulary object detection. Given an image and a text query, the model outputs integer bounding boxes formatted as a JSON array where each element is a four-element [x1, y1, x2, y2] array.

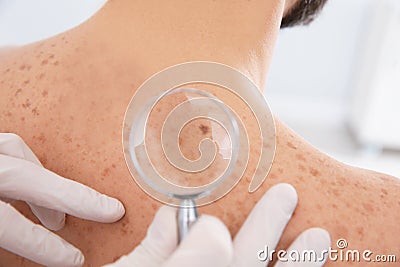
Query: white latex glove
[[0, 133, 125, 267], [105, 183, 331, 267]]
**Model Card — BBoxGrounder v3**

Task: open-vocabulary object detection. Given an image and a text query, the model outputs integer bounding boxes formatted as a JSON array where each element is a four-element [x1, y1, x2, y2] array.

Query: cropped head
[[281, 0, 328, 28]]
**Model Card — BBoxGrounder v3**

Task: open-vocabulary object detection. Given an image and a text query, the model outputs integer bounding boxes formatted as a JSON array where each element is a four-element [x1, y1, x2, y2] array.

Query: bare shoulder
[[0, 38, 66, 124]]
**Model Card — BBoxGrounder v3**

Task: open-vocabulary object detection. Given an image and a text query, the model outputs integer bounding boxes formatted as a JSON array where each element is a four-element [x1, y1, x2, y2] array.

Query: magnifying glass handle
[[177, 199, 199, 243]]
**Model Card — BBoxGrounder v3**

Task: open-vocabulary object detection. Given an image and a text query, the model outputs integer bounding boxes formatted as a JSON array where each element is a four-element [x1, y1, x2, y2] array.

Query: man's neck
[[64, 0, 286, 91]]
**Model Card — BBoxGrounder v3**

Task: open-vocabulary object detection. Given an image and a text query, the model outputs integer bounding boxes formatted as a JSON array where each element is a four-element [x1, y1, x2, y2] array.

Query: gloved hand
[[0, 133, 125, 267], [105, 183, 331, 267]]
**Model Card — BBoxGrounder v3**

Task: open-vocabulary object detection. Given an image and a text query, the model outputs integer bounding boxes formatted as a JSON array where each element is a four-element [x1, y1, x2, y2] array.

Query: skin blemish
[[53, 61, 59, 66], [331, 188, 340, 196], [63, 134, 72, 143], [22, 99, 31, 108], [295, 153, 306, 162], [199, 124, 209, 135], [336, 176, 345, 186], [298, 164, 306, 171], [48, 54, 54, 59], [41, 59, 48, 65], [286, 141, 297, 150], [269, 173, 277, 179], [14, 88, 22, 96], [32, 107, 39, 116], [19, 64, 26, 71], [334, 224, 349, 238], [33, 133, 46, 144], [42, 90, 48, 97], [381, 188, 388, 195], [362, 203, 374, 213], [23, 79, 30, 85], [356, 226, 365, 239], [36, 73, 46, 80], [101, 168, 111, 177], [309, 167, 320, 177]]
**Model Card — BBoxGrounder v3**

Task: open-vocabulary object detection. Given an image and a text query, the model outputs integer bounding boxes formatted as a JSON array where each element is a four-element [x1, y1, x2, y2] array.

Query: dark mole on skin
[[199, 124, 209, 135]]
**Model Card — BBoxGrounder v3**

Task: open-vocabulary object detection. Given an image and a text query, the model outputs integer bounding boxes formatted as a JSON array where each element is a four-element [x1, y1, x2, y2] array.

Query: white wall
[[266, 0, 400, 177], [0, 0, 106, 46], [267, 0, 371, 102]]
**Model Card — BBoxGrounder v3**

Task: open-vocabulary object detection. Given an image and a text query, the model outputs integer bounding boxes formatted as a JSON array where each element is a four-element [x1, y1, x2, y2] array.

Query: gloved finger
[[232, 183, 298, 267], [0, 200, 84, 267], [28, 204, 66, 231], [274, 228, 331, 267], [0, 133, 42, 164], [103, 206, 178, 267], [0, 133, 65, 230], [162, 215, 233, 267], [0, 154, 125, 223]]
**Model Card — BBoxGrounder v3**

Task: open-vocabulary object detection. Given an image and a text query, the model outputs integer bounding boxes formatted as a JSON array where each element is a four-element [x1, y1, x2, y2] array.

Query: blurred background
[[267, 0, 400, 177], [1, 0, 399, 177]]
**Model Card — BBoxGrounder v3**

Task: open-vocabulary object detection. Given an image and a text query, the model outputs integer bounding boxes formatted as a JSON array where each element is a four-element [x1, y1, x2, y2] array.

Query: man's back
[[0, 1, 399, 266]]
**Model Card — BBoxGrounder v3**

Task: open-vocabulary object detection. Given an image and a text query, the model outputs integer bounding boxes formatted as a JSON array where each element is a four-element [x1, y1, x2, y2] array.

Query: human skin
[[0, 0, 399, 266]]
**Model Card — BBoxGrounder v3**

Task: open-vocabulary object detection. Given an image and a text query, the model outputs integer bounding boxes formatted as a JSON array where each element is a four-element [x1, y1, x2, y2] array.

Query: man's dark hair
[[281, 0, 328, 28]]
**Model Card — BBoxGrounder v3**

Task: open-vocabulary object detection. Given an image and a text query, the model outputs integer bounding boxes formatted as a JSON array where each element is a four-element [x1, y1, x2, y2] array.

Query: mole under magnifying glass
[[122, 61, 276, 242]]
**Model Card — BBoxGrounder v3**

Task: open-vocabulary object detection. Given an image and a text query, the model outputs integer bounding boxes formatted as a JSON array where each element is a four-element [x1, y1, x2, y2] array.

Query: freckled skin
[[0, 1, 399, 266]]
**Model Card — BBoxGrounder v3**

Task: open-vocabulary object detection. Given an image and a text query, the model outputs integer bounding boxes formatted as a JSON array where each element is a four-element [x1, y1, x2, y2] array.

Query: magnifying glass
[[122, 61, 276, 242]]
